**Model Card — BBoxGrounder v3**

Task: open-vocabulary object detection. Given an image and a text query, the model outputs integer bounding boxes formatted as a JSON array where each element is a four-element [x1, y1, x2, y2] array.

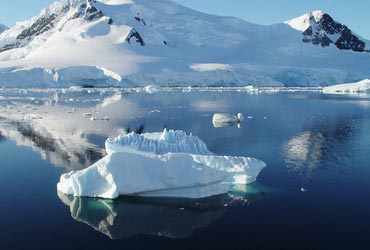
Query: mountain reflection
[[58, 184, 265, 240], [283, 116, 360, 184], [0, 119, 105, 170]]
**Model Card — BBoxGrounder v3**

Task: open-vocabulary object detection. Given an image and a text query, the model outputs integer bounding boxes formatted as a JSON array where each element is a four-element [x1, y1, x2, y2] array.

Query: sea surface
[[0, 87, 369, 249]]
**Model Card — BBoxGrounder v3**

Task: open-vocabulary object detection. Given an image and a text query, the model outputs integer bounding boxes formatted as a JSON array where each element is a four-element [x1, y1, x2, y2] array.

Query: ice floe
[[57, 129, 266, 199], [212, 113, 244, 128]]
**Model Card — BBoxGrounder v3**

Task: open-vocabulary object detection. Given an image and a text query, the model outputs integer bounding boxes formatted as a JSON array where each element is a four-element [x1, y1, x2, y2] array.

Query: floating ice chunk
[[57, 129, 266, 199], [57, 152, 228, 199], [212, 113, 244, 128], [142, 85, 161, 94], [323, 79, 370, 94]]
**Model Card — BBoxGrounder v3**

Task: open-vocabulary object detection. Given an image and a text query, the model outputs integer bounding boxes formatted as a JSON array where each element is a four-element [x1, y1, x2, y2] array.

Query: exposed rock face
[[302, 12, 368, 52], [134, 14, 147, 26], [126, 28, 145, 46]]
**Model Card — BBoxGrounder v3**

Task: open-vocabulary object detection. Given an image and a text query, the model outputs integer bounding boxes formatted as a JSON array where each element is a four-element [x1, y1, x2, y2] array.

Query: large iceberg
[[57, 129, 266, 199]]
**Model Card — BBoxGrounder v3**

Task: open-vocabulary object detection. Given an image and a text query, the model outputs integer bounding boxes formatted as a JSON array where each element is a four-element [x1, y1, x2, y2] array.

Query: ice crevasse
[[57, 129, 266, 199]]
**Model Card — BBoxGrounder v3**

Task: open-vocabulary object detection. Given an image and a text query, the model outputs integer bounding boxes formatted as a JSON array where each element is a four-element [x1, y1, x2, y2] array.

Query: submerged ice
[[57, 129, 266, 199]]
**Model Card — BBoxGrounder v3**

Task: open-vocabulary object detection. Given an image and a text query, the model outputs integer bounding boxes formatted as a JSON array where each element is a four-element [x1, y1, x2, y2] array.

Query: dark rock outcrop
[[302, 12, 368, 53], [126, 28, 145, 46]]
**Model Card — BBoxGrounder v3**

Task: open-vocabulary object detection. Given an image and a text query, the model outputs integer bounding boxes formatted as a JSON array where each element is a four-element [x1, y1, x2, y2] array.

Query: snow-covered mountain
[[0, 23, 7, 34], [0, 0, 369, 87], [285, 10, 368, 52]]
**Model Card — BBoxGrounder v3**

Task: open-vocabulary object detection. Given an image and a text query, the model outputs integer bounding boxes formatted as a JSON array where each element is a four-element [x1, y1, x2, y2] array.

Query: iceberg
[[212, 113, 244, 128], [57, 129, 266, 199], [322, 79, 370, 94]]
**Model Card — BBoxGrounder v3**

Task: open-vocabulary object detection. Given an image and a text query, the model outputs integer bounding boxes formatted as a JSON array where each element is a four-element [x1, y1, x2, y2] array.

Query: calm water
[[0, 88, 369, 249]]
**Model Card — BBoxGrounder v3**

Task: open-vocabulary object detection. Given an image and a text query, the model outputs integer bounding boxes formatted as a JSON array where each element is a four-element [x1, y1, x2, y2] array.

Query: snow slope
[[0, 23, 7, 34], [322, 79, 370, 93], [0, 0, 369, 87], [57, 129, 266, 199]]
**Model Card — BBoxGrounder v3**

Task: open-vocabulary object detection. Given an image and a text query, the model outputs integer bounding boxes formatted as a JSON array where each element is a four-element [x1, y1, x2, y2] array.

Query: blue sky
[[1, 0, 369, 39]]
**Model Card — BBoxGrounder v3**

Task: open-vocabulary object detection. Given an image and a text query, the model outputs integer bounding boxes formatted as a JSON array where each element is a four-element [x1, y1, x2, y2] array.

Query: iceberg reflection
[[58, 184, 265, 240]]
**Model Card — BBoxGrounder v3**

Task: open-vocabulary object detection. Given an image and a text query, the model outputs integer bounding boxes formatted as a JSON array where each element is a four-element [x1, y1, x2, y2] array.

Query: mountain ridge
[[285, 10, 369, 52], [0, 0, 369, 87]]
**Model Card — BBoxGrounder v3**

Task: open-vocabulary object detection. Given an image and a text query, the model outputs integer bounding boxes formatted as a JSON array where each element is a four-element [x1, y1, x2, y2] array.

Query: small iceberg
[[57, 129, 266, 199], [323, 79, 370, 94], [212, 113, 244, 128]]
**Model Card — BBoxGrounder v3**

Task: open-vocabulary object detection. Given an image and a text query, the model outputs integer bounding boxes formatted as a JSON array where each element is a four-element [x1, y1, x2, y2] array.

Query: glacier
[[57, 129, 266, 199], [322, 79, 370, 94], [0, 0, 369, 87]]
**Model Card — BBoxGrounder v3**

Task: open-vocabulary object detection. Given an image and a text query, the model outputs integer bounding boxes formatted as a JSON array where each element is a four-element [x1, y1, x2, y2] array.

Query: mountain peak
[[311, 10, 325, 22], [0, 0, 109, 53], [284, 10, 325, 32], [285, 10, 368, 52], [0, 23, 8, 34]]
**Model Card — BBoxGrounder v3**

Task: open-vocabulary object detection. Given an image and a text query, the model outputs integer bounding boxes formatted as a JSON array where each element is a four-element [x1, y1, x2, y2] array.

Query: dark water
[[0, 89, 369, 249]]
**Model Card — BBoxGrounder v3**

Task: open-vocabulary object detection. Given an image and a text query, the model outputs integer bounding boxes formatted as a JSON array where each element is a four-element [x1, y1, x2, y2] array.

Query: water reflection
[[58, 184, 265, 240], [283, 116, 361, 185], [0, 88, 139, 169], [0, 119, 105, 169], [0, 130, 5, 142]]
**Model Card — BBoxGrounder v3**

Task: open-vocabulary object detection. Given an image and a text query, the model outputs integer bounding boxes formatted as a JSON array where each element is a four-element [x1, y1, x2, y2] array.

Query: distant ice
[[323, 79, 370, 94]]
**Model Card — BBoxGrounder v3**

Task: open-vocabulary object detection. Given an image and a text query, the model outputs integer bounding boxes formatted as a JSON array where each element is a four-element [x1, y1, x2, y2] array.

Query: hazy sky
[[1, 0, 369, 39]]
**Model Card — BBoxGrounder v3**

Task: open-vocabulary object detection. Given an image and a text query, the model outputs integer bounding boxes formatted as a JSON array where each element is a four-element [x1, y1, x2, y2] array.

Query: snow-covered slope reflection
[[0, 88, 142, 169], [0, 119, 104, 169]]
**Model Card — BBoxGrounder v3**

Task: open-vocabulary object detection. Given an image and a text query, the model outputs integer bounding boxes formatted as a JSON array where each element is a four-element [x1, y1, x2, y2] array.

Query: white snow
[[0, 1, 369, 87], [57, 152, 229, 199], [57, 129, 266, 199], [190, 64, 233, 72], [99, 0, 134, 5], [284, 10, 324, 32], [323, 79, 370, 94], [0, 23, 7, 34], [105, 129, 212, 156]]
